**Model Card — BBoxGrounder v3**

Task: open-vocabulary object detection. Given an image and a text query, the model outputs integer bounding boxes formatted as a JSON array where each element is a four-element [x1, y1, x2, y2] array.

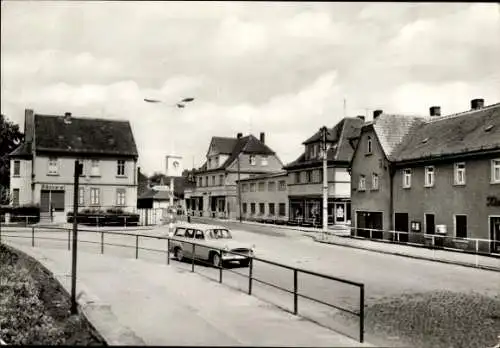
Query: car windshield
[[208, 229, 232, 239]]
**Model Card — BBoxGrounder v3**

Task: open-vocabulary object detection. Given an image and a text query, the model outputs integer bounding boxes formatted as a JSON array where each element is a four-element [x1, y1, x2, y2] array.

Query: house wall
[[226, 153, 283, 173], [393, 157, 500, 242], [350, 128, 392, 231], [10, 158, 33, 205], [240, 175, 288, 219], [287, 167, 350, 197]]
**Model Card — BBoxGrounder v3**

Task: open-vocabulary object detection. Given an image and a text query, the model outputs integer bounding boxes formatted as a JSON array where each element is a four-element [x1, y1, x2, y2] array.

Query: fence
[[349, 226, 500, 257], [0, 225, 366, 343]]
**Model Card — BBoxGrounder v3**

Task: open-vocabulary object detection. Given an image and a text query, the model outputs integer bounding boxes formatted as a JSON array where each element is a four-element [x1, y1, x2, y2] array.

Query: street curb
[[311, 236, 500, 273]]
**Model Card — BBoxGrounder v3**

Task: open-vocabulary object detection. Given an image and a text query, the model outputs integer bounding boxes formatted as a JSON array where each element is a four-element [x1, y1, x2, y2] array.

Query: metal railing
[[0, 225, 366, 343]]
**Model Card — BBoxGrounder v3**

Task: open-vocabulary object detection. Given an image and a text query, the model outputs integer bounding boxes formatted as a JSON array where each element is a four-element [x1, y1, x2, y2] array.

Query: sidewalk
[[192, 217, 500, 272], [8, 243, 370, 347]]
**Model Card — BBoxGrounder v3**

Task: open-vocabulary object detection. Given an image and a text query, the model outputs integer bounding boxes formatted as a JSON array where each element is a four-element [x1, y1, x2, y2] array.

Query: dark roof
[[208, 137, 237, 155], [284, 118, 364, 169], [392, 103, 500, 162], [9, 142, 32, 158], [33, 114, 138, 157], [220, 134, 275, 168]]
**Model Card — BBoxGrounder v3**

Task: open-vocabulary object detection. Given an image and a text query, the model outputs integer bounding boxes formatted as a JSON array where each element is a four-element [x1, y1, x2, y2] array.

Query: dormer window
[[215, 156, 219, 167], [208, 158, 212, 168], [249, 155, 256, 165], [261, 156, 268, 166], [366, 136, 372, 154]]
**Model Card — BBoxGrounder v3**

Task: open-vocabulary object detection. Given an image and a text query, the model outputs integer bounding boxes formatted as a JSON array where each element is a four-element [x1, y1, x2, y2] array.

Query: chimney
[[24, 109, 35, 143], [237, 133, 243, 139], [429, 106, 441, 117], [260, 132, 265, 144], [357, 115, 365, 122], [471, 98, 484, 110], [64, 112, 72, 124], [373, 110, 383, 119]]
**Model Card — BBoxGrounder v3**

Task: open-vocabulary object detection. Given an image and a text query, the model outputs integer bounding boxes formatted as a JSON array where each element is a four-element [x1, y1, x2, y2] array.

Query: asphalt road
[[2, 223, 499, 347]]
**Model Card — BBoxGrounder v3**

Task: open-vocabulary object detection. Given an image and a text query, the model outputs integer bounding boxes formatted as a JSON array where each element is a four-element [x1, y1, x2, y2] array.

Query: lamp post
[[320, 126, 329, 239], [144, 96, 195, 212]]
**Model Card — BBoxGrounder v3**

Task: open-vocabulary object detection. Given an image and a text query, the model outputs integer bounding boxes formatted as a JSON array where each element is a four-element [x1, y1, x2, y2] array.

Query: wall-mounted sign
[[436, 224, 447, 235], [411, 221, 421, 232], [41, 184, 65, 191], [165, 155, 183, 178], [487, 196, 500, 207]]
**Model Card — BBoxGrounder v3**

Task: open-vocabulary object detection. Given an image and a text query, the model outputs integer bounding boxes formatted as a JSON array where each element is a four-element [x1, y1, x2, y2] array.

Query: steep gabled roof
[[392, 103, 500, 162], [207, 136, 237, 156], [34, 114, 138, 156], [220, 134, 275, 169], [284, 117, 364, 169]]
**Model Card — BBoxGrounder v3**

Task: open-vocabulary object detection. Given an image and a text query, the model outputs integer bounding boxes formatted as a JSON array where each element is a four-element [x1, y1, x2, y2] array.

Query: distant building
[[350, 99, 500, 253], [283, 117, 364, 226], [9, 109, 139, 222], [184, 132, 283, 219]]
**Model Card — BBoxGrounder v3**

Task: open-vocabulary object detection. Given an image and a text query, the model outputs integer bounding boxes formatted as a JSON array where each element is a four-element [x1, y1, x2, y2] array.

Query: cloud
[[212, 16, 268, 56]]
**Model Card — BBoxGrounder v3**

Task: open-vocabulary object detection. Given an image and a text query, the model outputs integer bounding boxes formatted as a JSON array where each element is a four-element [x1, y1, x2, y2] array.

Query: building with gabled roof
[[350, 99, 500, 254], [282, 117, 364, 226], [184, 132, 283, 219], [9, 109, 139, 222]]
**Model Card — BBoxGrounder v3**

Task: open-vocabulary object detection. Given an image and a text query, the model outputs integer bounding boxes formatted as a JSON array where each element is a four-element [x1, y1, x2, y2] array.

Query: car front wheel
[[211, 252, 222, 268]]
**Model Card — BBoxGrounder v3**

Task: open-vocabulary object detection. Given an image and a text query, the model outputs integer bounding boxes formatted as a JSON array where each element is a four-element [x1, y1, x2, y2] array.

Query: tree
[[0, 114, 24, 191]]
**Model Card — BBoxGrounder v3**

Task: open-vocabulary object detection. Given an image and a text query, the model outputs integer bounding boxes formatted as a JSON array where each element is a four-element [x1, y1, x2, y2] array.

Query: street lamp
[[143, 96, 195, 210], [320, 126, 329, 238]]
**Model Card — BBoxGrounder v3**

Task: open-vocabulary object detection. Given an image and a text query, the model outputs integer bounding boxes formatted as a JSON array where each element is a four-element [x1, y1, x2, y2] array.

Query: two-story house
[[350, 99, 500, 253], [283, 117, 364, 226], [9, 109, 139, 222], [184, 132, 283, 219]]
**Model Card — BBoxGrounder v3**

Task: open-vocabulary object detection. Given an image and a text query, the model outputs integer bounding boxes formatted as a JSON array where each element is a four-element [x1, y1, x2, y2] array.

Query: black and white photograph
[[1, 1, 499, 347]]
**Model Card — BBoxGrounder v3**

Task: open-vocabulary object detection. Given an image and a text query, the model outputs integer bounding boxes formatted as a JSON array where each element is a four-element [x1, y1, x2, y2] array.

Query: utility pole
[[321, 126, 329, 238], [237, 153, 242, 223], [71, 160, 83, 315]]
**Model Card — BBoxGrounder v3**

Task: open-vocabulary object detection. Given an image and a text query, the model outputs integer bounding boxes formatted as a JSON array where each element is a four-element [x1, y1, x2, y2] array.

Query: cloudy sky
[[2, 2, 499, 176]]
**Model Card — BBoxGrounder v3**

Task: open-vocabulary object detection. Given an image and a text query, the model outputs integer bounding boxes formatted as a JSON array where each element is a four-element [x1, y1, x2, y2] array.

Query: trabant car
[[169, 223, 254, 267]]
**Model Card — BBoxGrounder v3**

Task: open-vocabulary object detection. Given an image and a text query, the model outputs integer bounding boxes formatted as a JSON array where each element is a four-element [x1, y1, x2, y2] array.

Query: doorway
[[490, 217, 500, 254], [394, 213, 409, 243], [425, 214, 435, 235], [334, 203, 346, 224]]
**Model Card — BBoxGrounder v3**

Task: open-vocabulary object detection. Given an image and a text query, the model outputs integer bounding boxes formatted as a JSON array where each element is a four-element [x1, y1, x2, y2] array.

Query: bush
[[66, 209, 139, 226], [0, 263, 65, 345], [0, 204, 40, 224]]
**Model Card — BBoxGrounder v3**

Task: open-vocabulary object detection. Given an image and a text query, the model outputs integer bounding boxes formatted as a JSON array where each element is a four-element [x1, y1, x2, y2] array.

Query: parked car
[[169, 223, 255, 267]]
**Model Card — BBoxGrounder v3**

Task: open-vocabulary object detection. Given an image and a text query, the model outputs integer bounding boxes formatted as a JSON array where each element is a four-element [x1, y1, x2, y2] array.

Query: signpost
[[71, 160, 83, 315]]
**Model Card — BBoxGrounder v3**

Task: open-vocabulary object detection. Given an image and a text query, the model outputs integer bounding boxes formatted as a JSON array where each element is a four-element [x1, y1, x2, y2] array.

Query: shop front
[[289, 196, 351, 226]]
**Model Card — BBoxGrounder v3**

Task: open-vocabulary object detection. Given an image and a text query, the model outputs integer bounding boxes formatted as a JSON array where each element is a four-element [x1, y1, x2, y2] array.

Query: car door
[[182, 228, 195, 257], [194, 229, 210, 261], [171, 227, 186, 251]]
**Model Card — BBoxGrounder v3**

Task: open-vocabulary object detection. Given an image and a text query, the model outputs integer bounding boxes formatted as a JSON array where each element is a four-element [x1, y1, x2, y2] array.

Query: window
[[372, 173, 379, 190], [48, 157, 58, 175], [198, 177, 203, 187], [242, 203, 247, 214], [117, 160, 126, 176], [90, 188, 100, 205], [454, 162, 465, 185], [301, 171, 307, 183], [78, 159, 85, 177], [312, 169, 320, 183], [250, 203, 256, 215], [358, 175, 366, 191], [306, 170, 312, 183], [258, 182, 265, 191], [425, 166, 435, 187], [403, 169, 412, 188], [13, 160, 20, 176], [215, 156, 219, 167], [269, 203, 275, 216], [367, 136, 372, 154], [294, 172, 300, 184], [116, 189, 126, 206], [278, 203, 286, 216], [205, 176, 208, 186], [174, 227, 186, 237], [268, 181, 276, 191], [250, 183, 256, 192], [91, 160, 100, 176], [249, 155, 256, 165], [278, 180, 286, 191], [219, 175, 224, 186], [261, 156, 268, 166], [212, 176, 216, 186], [492, 159, 500, 183], [455, 215, 467, 238], [12, 189, 19, 206], [242, 183, 248, 192], [78, 187, 85, 206], [185, 229, 195, 239], [208, 158, 212, 168], [194, 230, 204, 240], [259, 203, 265, 215]]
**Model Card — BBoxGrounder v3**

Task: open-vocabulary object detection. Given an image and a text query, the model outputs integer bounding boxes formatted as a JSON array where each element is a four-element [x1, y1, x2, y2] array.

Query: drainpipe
[[389, 162, 395, 237]]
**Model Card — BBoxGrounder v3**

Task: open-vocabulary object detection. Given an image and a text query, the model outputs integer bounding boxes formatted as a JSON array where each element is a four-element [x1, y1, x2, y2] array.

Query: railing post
[[248, 258, 253, 295], [67, 229, 71, 250], [432, 235, 436, 258], [135, 235, 139, 259], [31, 226, 35, 247], [219, 248, 223, 283], [475, 239, 479, 267], [191, 243, 195, 272], [293, 269, 298, 315], [360, 284, 365, 343], [167, 238, 170, 265], [101, 232, 104, 254]]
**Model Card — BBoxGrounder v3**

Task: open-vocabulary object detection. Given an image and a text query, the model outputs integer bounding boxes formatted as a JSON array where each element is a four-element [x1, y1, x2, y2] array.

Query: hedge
[[0, 204, 40, 224], [66, 208, 139, 226]]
